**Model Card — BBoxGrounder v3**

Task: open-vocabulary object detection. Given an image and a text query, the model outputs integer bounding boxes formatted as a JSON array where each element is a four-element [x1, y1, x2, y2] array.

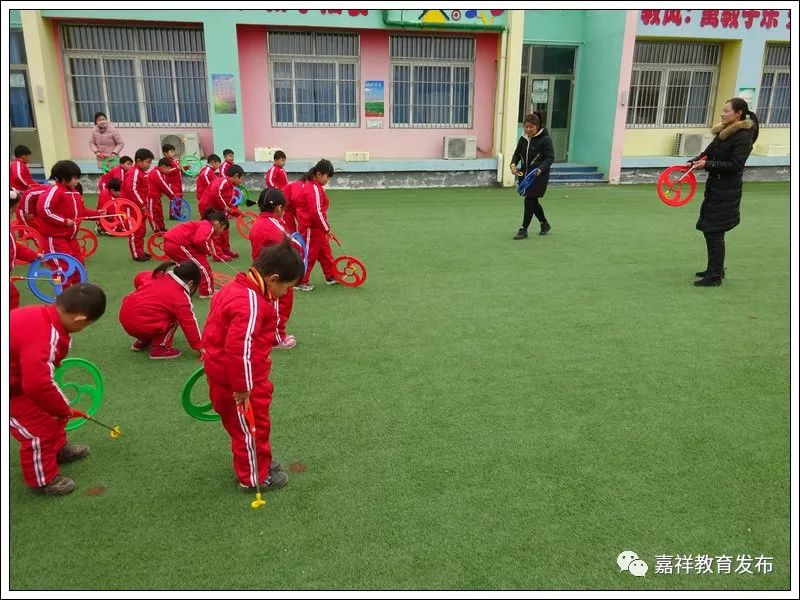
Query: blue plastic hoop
[[290, 232, 309, 271], [27, 253, 87, 303], [170, 197, 192, 221], [517, 170, 537, 196]]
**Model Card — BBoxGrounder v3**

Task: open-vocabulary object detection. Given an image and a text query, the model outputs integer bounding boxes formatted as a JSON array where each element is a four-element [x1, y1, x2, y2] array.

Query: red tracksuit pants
[[127, 204, 149, 259], [119, 311, 179, 348], [208, 377, 273, 487], [164, 240, 214, 297], [10, 399, 68, 488], [147, 195, 166, 232], [302, 226, 336, 285], [273, 289, 294, 343], [45, 236, 84, 287]]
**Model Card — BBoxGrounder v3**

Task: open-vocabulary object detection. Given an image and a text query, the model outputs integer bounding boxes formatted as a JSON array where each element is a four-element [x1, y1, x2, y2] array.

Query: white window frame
[[758, 43, 790, 127], [389, 35, 475, 129], [626, 42, 720, 128], [61, 25, 209, 127], [268, 31, 360, 128]]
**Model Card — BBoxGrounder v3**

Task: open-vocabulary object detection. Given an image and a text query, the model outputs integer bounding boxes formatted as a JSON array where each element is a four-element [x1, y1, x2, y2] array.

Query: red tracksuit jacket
[[17, 183, 51, 225], [38, 184, 99, 239], [199, 177, 236, 216], [10, 160, 36, 192], [218, 160, 234, 178], [122, 165, 150, 210], [163, 220, 217, 256], [298, 181, 331, 232], [202, 273, 277, 391], [10, 305, 73, 419], [119, 271, 202, 350], [265, 164, 288, 189], [98, 165, 126, 192], [97, 188, 117, 211], [147, 169, 175, 201], [165, 158, 184, 196], [196, 165, 217, 201], [249, 214, 301, 260], [11, 232, 39, 266]]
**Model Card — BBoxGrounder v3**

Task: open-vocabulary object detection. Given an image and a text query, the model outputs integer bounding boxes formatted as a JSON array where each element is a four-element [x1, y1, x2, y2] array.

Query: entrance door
[[518, 45, 576, 162]]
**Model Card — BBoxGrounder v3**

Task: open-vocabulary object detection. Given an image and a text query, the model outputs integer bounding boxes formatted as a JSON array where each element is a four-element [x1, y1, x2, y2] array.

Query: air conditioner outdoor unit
[[443, 136, 477, 159], [674, 133, 715, 157], [159, 132, 201, 157]]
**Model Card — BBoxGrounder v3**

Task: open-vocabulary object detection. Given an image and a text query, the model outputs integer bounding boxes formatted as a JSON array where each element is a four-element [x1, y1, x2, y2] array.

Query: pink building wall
[[52, 21, 213, 161], [608, 11, 638, 184], [238, 26, 499, 160]]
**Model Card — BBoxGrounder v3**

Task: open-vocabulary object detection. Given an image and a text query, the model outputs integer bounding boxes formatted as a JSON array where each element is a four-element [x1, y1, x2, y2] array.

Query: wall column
[[498, 10, 525, 187]]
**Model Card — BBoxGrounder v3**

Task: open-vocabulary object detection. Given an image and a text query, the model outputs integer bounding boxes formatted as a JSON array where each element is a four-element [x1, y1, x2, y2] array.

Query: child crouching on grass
[[201, 240, 304, 491]]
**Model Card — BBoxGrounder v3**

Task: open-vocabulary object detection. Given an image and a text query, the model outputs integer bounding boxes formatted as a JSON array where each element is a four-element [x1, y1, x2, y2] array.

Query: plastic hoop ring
[[181, 367, 221, 422], [146, 233, 168, 260], [11, 223, 45, 257], [657, 165, 698, 207], [170, 197, 192, 221], [99, 198, 143, 236], [27, 253, 87, 303], [101, 156, 120, 173], [179, 154, 203, 177], [54, 358, 105, 431], [235, 211, 259, 239], [333, 255, 367, 288], [76, 227, 99, 259]]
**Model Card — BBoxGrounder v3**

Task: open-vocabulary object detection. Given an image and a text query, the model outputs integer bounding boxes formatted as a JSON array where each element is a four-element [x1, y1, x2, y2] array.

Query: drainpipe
[[494, 29, 507, 183]]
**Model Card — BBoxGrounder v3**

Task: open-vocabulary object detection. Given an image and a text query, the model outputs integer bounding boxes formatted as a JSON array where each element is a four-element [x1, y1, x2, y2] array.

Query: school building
[[9, 9, 790, 189]]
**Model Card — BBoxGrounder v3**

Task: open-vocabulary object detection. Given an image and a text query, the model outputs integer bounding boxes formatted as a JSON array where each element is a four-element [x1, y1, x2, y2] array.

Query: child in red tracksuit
[[218, 148, 235, 177], [163, 210, 229, 298], [16, 182, 52, 228], [97, 155, 132, 193], [249, 188, 304, 349], [146, 158, 178, 232], [281, 178, 304, 234], [202, 240, 304, 491], [122, 148, 155, 261], [199, 164, 244, 260], [95, 178, 122, 235], [162, 143, 190, 220], [38, 162, 102, 286], [295, 159, 337, 291], [10, 283, 107, 495], [10, 232, 42, 310], [264, 150, 288, 191], [10, 144, 37, 194], [196, 154, 221, 203], [119, 260, 204, 360]]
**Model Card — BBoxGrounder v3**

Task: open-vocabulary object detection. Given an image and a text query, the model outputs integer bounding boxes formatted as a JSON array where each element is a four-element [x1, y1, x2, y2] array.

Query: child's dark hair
[[56, 282, 107, 321], [108, 178, 122, 192], [14, 145, 32, 158], [257, 187, 286, 213], [152, 260, 202, 290], [727, 97, 760, 143], [223, 149, 235, 158], [161, 143, 175, 154], [135, 148, 155, 162], [158, 157, 173, 168], [227, 164, 244, 178], [207, 153, 221, 164], [523, 112, 544, 128], [203, 209, 230, 228], [301, 159, 334, 182], [50, 160, 81, 183], [119, 155, 134, 165], [254, 239, 304, 283], [93, 112, 107, 123], [274, 150, 286, 161]]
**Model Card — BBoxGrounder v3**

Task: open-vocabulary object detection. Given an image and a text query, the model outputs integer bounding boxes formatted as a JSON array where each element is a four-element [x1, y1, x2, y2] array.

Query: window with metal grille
[[757, 44, 790, 126], [626, 41, 720, 128], [61, 24, 209, 127], [10, 29, 35, 129], [268, 31, 359, 127], [390, 35, 474, 128]]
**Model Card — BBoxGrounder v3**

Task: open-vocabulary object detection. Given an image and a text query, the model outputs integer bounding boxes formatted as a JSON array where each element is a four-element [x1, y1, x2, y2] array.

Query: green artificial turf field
[[9, 183, 790, 590]]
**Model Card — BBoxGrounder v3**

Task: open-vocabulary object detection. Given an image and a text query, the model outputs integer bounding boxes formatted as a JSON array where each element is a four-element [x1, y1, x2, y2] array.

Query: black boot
[[539, 221, 551, 235], [695, 268, 725, 279], [513, 228, 528, 240], [694, 276, 722, 287]]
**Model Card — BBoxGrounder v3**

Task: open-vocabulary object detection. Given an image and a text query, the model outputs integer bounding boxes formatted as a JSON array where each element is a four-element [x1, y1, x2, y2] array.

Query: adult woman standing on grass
[[89, 112, 124, 165], [510, 112, 554, 239], [691, 98, 759, 287]]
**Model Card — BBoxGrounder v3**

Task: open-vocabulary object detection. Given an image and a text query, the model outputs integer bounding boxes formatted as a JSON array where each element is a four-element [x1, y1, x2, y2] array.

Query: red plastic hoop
[[213, 272, 235, 290], [99, 198, 143, 236], [657, 165, 698, 207], [235, 211, 259, 239], [333, 255, 367, 288], [76, 227, 98, 259], [10, 223, 45, 258], [146, 233, 168, 260]]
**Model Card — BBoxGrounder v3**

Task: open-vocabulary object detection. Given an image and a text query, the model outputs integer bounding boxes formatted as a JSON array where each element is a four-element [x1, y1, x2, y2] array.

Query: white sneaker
[[325, 278, 339, 286], [275, 335, 296, 349], [296, 284, 314, 292]]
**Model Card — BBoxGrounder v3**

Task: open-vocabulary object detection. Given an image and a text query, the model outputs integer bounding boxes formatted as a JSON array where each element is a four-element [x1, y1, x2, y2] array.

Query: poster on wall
[[212, 74, 237, 115], [737, 87, 756, 109], [365, 80, 384, 128]]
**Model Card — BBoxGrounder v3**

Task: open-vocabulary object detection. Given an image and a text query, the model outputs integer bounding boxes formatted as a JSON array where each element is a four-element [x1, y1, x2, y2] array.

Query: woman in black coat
[[690, 97, 759, 287], [510, 112, 555, 239]]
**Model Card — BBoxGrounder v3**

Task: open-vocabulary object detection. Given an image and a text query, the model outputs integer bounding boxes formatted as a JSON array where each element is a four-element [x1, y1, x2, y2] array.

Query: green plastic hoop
[[101, 156, 120, 173], [54, 358, 105, 431], [238, 185, 250, 202], [181, 367, 221, 422], [180, 154, 203, 177]]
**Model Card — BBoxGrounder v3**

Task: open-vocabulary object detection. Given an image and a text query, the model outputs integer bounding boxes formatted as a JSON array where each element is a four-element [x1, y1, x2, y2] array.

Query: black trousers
[[703, 231, 725, 277], [522, 195, 546, 229]]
